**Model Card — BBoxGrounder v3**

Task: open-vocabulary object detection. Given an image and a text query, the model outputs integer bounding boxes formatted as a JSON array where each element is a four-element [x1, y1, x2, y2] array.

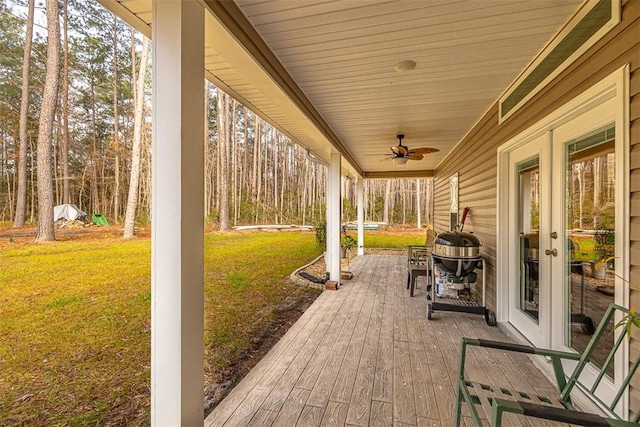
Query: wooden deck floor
[[205, 254, 569, 427]]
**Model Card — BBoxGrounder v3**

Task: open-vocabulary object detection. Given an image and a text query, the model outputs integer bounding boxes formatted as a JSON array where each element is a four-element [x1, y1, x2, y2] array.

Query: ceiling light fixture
[[393, 156, 409, 166], [395, 60, 416, 72]]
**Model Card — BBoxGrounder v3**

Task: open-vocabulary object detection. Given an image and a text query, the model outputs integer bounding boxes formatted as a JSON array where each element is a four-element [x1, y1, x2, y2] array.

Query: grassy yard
[[0, 226, 424, 425]]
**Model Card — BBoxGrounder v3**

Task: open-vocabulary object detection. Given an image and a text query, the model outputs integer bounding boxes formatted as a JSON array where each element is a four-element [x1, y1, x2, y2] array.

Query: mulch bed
[[294, 248, 405, 286]]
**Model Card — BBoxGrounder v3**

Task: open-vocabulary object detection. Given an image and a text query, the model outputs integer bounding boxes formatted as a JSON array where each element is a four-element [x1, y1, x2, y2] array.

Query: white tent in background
[[53, 204, 88, 222]]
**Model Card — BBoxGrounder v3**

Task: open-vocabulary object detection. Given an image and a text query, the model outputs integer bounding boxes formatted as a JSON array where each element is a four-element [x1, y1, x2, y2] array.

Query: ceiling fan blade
[[408, 147, 439, 155], [408, 153, 424, 161], [390, 145, 408, 155]]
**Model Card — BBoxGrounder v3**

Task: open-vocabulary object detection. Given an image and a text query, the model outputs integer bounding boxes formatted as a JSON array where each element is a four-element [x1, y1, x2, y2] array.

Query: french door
[[506, 94, 624, 409], [507, 134, 550, 348]]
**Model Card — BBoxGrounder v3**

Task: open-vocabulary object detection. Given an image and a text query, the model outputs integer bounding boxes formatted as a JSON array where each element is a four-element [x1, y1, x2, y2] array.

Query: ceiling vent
[[499, 0, 619, 122]]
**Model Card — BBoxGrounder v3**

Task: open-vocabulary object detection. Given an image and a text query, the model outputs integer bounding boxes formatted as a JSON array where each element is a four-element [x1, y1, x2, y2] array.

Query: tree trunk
[[231, 100, 237, 226], [214, 88, 220, 213], [35, 0, 60, 242], [577, 165, 584, 229], [383, 179, 391, 224], [251, 115, 260, 223], [122, 38, 149, 238], [204, 83, 211, 219], [273, 134, 279, 224], [89, 71, 99, 215], [593, 157, 602, 228], [112, 16, 120, 223], [14, 0, 35, 227], [61, 0, 70, 204], [416, 179, 421, 228], [241, 108, 248, 217], [219, 92, 230, 231], [251, 115, 260, 199]]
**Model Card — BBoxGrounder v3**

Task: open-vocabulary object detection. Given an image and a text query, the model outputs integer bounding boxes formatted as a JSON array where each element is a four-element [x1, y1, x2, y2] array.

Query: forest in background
[[0, 0, 434, 239]]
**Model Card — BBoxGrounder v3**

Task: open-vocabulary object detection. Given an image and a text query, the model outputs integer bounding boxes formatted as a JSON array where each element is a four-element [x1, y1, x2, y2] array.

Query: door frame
[[496, 65, 630, 413]]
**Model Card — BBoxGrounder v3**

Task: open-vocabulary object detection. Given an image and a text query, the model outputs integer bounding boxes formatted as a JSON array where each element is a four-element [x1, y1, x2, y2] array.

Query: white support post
[[416, 179, 422, 229], [325, 172, 332, 277], [151, 1, 204, 425], [357, 178, 364, 256], [328, 152, 341, 283]]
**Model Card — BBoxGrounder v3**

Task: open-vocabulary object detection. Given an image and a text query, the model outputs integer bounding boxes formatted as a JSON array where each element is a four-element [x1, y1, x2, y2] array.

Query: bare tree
[[218, 92, 229, 231], [204, 83, 211, 219], [416, 179, 421, 228], [61, 0, 70, 204], [383, 179, 391, 224], [112, 15, 120, 222], [123, 37, 149, 238], [34, 0, 60, 242], [251, 114, 260, 200], [13, 0, 35, 227]]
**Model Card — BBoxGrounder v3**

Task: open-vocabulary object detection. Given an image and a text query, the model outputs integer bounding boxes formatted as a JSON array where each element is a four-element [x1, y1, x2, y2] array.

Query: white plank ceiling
[[99, 0, 583, 178]]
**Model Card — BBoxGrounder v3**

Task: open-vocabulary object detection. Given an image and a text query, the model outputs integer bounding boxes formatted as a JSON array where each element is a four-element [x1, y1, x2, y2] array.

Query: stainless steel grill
[[432, 231, 482, 276]]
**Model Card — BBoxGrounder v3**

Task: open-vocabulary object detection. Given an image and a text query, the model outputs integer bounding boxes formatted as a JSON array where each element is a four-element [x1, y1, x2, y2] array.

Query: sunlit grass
[[0, 231, 321, 425], [0, 226, 424, 424], [0, 237, 153, 425], [363, 233, 425, 248]]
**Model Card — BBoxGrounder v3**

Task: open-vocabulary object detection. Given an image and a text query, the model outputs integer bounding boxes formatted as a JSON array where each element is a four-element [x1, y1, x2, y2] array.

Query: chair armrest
[[461, 337, 582, 361]]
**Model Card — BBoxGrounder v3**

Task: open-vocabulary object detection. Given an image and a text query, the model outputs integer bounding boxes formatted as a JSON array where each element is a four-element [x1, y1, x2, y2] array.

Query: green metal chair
[[456, 303, 640, 426]]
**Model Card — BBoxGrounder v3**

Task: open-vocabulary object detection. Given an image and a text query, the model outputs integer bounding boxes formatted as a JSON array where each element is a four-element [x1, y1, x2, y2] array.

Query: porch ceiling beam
[[202, 0, 363, 178], [363, 170, 435, 179]]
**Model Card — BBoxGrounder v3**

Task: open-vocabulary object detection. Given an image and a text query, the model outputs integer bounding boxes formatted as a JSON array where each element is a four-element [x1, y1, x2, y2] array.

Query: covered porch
[[206, 254, 564, 427], [97, 0, 639, 423]]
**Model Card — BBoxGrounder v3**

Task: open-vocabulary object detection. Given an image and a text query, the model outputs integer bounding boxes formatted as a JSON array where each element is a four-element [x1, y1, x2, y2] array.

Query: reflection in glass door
[[518, 158, 540, 324], [562, 123, 616, 376]]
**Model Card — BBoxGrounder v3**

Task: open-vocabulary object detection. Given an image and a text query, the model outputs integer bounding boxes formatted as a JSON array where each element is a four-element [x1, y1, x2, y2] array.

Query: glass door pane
[[563, 123, 616, 376], [508, 135, 549, 348], [518, 157, 540, 324]]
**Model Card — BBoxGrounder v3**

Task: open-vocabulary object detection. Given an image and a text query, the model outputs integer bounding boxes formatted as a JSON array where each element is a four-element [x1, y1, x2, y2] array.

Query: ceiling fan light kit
[[384, 133, 439, 164], [393, 156, 409, 165]]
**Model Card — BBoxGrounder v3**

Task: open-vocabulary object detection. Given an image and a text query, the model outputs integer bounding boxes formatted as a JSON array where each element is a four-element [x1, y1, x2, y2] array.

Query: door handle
[[545, 249, 558, 257]]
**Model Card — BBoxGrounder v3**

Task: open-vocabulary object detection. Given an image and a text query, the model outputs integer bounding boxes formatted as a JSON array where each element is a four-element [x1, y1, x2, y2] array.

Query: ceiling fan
[[385, 134, 439, 164]]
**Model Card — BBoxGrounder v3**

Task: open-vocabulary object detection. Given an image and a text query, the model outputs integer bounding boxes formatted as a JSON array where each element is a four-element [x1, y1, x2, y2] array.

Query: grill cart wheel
[[581, 316, 596, 335], [485, 309, 496, 326]]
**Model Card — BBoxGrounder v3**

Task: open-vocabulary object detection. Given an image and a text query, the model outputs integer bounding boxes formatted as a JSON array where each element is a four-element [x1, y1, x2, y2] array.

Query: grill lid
[[434, 231, 481, 248]]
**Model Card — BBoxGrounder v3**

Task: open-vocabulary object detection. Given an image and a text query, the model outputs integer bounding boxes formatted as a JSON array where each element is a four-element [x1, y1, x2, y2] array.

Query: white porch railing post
[[328, 152, 341, 283], [151, 1, 204, 425], [357, 177, 364, 256]]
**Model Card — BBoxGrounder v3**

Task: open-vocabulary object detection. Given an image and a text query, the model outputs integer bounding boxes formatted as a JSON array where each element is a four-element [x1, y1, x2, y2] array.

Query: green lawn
[[363, 233, 425, 248], [0, 228, 423, 425]]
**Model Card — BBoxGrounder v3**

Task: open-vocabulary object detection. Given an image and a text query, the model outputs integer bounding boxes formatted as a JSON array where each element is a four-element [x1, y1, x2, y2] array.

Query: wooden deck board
[[321, 401, 349, 426], [345, 275, 383, 426], [246, 408, 277, 427], [205, 254, 573, 426], [297, 405, 325, 427]]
